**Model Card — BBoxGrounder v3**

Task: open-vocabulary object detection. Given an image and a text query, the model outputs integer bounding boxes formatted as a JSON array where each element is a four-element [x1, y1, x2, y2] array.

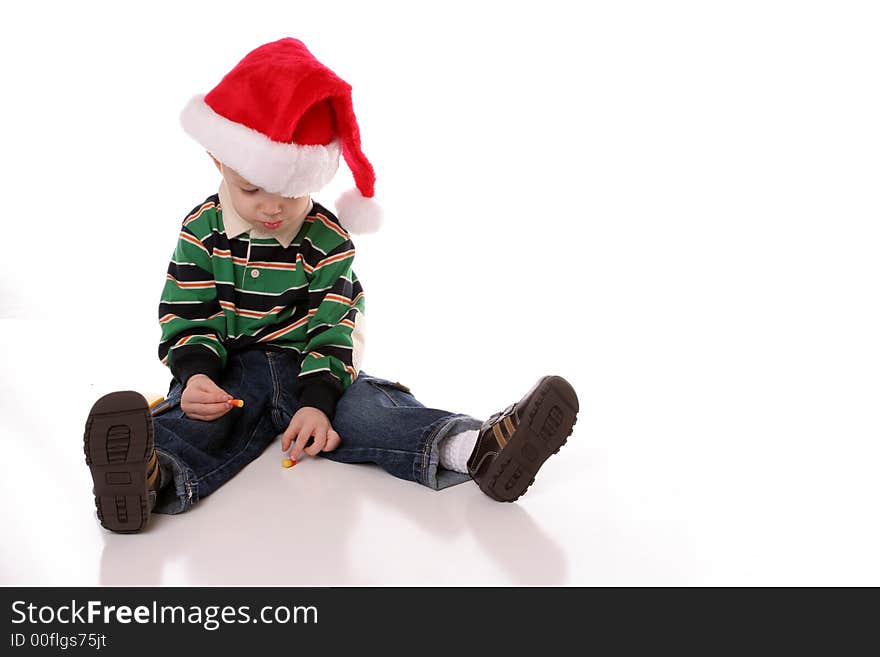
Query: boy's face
[[210, 154, 310, 232]]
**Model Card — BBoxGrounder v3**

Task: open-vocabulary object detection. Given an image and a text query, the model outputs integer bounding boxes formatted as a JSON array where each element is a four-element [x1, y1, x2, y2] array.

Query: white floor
[[2, 312, 879, 586], [1, 320, 604, 587]]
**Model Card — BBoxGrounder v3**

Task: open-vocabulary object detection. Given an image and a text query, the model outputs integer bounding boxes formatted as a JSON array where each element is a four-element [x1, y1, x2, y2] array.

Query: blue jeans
[[150, 349, 482, 514]]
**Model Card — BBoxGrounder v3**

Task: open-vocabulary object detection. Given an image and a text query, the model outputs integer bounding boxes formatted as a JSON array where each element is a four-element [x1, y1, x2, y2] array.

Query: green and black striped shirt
[[158, 192, 366, 419]]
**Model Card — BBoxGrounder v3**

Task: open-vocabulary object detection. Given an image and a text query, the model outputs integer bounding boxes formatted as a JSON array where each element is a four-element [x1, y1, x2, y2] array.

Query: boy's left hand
[[281, 406, 342, 461]]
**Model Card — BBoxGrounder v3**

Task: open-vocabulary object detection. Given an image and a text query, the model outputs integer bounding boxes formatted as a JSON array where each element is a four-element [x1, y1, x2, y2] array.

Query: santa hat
[[180, 37, 381, 233]]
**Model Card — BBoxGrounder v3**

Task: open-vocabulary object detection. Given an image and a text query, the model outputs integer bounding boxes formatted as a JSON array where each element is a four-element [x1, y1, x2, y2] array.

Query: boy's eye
[[240, 187, 259, 194]]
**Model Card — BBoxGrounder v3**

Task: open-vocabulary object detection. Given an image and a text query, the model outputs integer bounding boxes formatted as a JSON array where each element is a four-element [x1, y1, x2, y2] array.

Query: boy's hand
[[281, 407, 342, 461], [181, 374, 233, 421]]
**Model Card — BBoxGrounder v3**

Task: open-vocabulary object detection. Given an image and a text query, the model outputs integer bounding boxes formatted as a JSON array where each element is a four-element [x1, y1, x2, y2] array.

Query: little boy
[[83, 38, 579, 533]]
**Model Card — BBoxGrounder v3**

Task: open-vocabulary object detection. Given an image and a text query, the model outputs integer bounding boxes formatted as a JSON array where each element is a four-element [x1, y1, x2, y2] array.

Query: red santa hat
[[180, 37, 381, 233]]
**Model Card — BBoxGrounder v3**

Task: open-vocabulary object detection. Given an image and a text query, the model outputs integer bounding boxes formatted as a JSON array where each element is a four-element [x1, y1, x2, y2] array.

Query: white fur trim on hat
[[335, 189, 383, 234], [180, 94, 341, 198]]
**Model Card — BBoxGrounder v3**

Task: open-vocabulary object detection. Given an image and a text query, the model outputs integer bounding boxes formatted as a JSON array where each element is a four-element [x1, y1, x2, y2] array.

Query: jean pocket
[[364, 376, 414, 406], [366, 377, 411, 394]]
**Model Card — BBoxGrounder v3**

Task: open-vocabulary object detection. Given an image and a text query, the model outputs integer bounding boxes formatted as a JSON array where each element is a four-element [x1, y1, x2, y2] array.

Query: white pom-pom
[[335, 189, 383, 234]]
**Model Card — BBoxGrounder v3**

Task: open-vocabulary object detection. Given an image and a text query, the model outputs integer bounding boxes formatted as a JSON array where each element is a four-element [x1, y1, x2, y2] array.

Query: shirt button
[[250, 269, 260, 279]]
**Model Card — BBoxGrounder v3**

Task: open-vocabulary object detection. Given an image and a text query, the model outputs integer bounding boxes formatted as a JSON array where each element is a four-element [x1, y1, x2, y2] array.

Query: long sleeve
[[296, 238, 366, 419], [158, 218, 228, 385]]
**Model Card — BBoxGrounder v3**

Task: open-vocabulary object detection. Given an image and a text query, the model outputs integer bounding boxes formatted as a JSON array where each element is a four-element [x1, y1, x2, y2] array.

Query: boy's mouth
[[261, 220, 283, 230]]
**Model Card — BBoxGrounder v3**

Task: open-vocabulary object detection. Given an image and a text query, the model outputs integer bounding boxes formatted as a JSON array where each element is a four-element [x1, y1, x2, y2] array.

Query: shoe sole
[[479, 375, 579, 502], [83, 391, 153, 533]]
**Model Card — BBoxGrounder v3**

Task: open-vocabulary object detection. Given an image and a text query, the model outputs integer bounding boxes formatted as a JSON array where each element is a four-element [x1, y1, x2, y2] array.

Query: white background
[[1, 0, 878, 585]]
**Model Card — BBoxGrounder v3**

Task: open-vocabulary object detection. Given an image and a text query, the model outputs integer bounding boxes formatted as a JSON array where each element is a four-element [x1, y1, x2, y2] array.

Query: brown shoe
[[467, 375, 579, 502], [83, 391, 158, 533]]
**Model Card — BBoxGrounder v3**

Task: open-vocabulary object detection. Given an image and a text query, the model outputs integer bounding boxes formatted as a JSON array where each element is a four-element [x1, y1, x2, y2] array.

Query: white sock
[[438, 429, 478, 474]]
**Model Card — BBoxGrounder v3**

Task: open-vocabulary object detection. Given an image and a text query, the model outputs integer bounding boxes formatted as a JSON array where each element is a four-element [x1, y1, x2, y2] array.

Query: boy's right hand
[[181, 374, 233, 421]]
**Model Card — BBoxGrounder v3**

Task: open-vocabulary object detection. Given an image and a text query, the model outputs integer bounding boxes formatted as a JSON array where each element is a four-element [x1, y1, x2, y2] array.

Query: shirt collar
[[218, 180, 313, 249]]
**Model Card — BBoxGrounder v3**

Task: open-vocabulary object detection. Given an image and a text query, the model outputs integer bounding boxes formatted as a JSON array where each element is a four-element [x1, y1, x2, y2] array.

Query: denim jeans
[[150, 349, 482, 514]]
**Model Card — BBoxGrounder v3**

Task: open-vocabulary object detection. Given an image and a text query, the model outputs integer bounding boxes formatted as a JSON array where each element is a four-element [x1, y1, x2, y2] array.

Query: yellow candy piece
[[144, 394, 165, 409], [281, 458, 295, 468]]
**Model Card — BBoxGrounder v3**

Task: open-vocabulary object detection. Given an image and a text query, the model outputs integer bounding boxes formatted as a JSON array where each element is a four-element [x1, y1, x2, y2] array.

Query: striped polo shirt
[[158, 183, 366, 419]]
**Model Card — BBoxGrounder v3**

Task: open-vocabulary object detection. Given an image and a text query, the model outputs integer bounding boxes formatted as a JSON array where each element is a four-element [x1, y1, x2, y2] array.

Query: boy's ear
[[207, 151, 222, 173]]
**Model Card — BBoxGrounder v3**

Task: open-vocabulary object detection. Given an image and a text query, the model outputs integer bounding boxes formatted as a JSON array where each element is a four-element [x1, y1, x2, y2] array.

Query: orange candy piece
[[228, 399, 245, 408]]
